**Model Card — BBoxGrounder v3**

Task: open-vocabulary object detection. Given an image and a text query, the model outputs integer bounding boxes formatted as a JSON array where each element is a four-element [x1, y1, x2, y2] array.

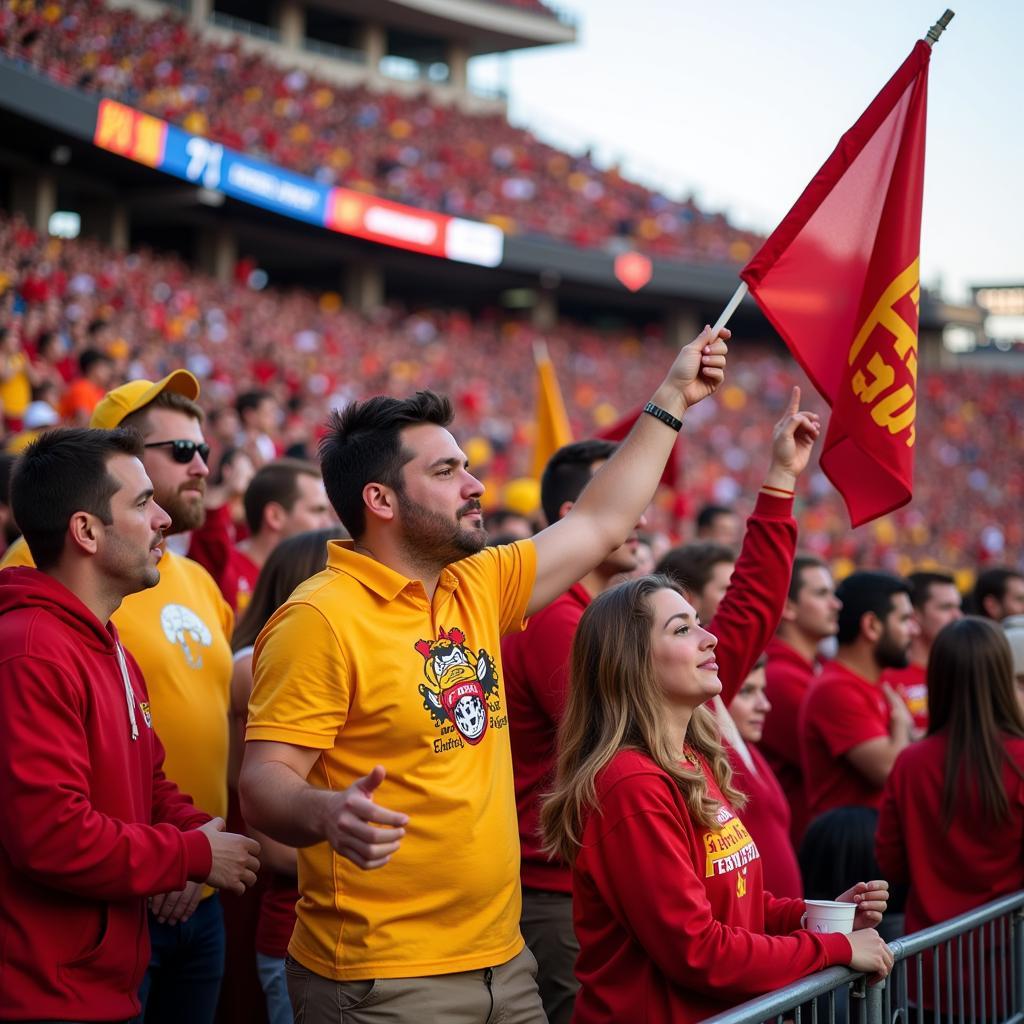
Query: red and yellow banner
[[741, 41, 931, 526], [93, 99, 167, 168]]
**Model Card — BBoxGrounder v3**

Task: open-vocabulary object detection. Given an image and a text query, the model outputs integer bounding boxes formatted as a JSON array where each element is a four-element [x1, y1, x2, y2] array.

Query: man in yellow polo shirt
[[240, 326, 731, 1021], [1, 370, 234, 1024]]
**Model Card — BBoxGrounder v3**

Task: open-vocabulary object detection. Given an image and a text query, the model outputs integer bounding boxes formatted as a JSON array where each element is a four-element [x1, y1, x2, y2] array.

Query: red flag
[[741, 41, 931, 526]]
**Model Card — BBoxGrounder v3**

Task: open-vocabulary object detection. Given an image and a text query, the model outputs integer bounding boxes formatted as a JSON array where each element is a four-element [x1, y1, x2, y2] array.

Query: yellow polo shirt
[[247, 539, 537, 980], [0, 540, 232, 824]]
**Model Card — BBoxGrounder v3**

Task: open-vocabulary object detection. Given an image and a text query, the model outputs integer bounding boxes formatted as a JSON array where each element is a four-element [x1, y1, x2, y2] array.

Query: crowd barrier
[[702, 890, 1024, 1024]]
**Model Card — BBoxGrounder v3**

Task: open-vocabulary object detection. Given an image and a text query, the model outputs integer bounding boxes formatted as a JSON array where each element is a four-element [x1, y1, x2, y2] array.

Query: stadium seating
[[0, 0, 761, 262], [2, 210, 1021, 577]]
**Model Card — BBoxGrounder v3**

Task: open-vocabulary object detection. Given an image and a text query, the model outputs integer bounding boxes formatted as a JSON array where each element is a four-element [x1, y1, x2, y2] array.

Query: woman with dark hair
[[877, 616, 1024, 932], [230, 527, 344, 1024], [541, 575, 894, 1024]]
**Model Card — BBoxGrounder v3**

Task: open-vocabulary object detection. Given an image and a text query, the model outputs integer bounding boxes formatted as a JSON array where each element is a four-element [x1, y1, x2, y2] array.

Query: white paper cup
[[801, 899, 856, 935]]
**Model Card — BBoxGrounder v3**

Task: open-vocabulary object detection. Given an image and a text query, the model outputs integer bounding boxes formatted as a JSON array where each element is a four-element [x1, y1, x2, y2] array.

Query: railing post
[[1014, 908, 1024, 1015], [865, 979, 885, 1024]]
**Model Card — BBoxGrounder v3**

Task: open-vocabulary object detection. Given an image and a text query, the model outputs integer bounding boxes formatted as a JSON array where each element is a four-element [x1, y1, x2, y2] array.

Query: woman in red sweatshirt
[[876, 616, 1024, 1014], [542, 575, 894, 1024]]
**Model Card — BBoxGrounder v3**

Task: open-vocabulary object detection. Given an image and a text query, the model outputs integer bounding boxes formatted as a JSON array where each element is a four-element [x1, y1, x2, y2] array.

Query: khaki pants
[[520, 888, 578, 1024], [285, 946, 547, 1024]]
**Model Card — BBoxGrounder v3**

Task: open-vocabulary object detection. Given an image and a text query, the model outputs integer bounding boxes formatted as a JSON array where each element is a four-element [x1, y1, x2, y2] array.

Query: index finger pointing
[[346, 793, 409, 827]]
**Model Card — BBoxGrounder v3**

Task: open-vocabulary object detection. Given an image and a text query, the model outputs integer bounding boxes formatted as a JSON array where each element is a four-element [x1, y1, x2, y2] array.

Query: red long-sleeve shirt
[[761, 637, 821, 845], [876, 732, 1024, 934], [0, 567, 212, 1021], [727, 742, 802, 898], [572, 750, 851, 1024], [503, 491, 797, 893]]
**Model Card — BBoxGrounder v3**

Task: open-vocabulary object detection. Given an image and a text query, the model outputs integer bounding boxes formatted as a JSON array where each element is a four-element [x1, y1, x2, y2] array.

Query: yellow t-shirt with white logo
[[114, 549, 233, 825], [247, 539, 536, 981], [1, 540, 232, 824]]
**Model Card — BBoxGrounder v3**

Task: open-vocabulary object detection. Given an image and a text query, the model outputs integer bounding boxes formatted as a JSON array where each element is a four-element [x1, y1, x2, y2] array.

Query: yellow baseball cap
[[90, 370, 200, 430]]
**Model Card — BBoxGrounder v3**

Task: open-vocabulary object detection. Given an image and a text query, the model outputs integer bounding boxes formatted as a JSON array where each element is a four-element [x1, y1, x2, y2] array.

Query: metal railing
[[702, 891, 1024, 1024]]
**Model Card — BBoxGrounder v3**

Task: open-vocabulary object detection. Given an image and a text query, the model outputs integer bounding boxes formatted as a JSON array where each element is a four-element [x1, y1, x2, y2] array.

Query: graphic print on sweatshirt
[[704, 804, 760, 893], [414, 626, 506, 751], [160, 603, 214, 668]]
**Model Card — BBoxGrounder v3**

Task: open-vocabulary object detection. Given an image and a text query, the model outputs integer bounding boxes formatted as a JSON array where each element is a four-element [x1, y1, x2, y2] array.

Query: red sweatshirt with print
[[503, 491, 797, 894], [0, 567, 213, 1022], [572, 749, 851, 1024]]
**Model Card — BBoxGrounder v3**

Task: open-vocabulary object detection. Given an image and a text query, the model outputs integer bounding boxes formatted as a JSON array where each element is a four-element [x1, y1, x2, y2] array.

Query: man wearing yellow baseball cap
[[1, 370, 234, 1023]]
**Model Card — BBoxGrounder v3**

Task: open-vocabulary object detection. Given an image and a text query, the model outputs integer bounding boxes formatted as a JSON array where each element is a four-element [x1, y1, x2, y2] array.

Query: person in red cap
[[1, 371, 236, 1024]]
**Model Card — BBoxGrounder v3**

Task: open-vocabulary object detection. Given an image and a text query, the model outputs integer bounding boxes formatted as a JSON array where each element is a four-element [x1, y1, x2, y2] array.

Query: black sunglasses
[[143, 440, 211, 464]]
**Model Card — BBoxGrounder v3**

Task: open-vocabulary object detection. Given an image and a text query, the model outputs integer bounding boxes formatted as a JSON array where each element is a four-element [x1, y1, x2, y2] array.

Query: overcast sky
[[471, 0, 1021, 302]]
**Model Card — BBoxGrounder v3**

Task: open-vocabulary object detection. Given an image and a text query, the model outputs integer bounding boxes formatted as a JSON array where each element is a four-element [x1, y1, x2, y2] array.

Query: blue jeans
[[134, 894, 225, 1024], [256, 952, 294, 1024]]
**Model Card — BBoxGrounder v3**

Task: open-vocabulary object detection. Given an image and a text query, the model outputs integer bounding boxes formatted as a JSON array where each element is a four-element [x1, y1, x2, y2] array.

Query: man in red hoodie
[[0, 427, 260, 1023]]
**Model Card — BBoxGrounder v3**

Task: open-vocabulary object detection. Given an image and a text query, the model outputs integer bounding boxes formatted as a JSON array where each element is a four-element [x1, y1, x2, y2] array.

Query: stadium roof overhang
[[313, 0, 577, 55]]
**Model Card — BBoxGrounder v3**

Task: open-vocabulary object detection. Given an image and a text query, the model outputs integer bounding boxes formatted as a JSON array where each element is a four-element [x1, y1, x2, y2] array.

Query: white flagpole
[[710, 280, 748, 337]]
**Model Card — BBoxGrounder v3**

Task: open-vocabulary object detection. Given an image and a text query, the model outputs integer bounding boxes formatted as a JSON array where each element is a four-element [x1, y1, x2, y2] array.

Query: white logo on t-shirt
[[161, 604, 213, 669]]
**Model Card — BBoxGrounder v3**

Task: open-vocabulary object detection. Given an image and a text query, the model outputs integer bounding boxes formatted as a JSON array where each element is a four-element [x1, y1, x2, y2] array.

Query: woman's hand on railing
[[847, 928, 894, 985], [836, 879, 890, 929]]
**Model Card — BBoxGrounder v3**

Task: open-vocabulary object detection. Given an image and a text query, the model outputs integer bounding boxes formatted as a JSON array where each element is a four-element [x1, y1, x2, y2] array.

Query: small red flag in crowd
[[741, 40, 933, 526]]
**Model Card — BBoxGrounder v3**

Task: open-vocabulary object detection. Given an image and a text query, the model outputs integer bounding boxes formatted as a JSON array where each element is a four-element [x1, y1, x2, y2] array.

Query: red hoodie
[[0, 567, 214, 1021]]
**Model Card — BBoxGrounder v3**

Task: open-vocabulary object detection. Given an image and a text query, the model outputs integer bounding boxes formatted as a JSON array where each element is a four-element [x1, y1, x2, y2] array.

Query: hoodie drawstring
[[114, 642, 139, 742]]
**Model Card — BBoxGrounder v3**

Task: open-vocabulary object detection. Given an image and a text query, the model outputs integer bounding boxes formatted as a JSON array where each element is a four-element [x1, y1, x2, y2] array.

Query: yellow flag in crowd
[[530, 340, 573, 479]]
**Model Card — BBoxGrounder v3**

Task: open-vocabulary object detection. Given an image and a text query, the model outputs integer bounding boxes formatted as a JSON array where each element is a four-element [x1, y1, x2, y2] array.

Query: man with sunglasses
[[1, 371, 235, 1024]]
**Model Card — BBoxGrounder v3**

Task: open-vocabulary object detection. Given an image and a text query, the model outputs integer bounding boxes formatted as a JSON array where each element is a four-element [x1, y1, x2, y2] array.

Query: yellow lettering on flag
[[848, 258, 920, 447]]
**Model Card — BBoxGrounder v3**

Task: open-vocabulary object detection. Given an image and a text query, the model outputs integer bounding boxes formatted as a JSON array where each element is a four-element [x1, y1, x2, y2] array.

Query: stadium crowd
[[1, 210, 1021, 577], [0, 0, 761, 261], [3, 315, 1022, 1023]]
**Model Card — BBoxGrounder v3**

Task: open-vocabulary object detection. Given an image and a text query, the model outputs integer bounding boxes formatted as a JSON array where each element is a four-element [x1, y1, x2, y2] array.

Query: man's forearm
[[240, 760, 329, 848]]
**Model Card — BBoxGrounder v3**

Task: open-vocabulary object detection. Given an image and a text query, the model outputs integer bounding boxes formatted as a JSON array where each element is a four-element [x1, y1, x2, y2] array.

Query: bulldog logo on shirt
[[414, 627, 499, 747]]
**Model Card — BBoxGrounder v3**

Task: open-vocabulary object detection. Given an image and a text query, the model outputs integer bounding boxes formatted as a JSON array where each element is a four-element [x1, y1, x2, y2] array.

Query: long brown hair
[[541, 574, 745, 864], [927, 616, 1024, 825], [232, 528, 344, 652]]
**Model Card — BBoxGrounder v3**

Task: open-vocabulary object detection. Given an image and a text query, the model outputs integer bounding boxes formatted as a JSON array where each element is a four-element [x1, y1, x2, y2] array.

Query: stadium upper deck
[[1, 0, 760, 262]]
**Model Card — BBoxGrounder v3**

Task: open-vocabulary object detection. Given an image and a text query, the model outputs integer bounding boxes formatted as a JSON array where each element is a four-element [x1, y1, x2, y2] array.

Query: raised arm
[[709, 386, 820, 702], [528, 326, 729, 617]]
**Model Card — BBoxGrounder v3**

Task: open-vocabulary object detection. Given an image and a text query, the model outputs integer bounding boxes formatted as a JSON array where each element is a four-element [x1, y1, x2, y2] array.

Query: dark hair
[[236, 390, 271, 418], [319, 390, 453, 539], [540, 439, 617, 526], [789, 554, 829, 603], [232, 527, 345, 651], [799, 806, 886, 901], [695, 504, 735, 533], [120, 389, 204, 435], [906, 570, 957, 610], [243, 458, 321, 535], [211, 446, 246, 486], [10, 427, 144, 570], [834, 571, 911, 646], [927, 616, 1024, 826], [972, 567, 1024, 619], [656, 542, 736, 597], [79, 348, 112, 376]]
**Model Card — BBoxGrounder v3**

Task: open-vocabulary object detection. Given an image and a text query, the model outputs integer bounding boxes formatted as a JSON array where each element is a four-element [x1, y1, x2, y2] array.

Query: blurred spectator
[[761, 555, 840, 848], [882, 571, 962, 737], [694, 503, 741, 545], [972, 566, 1024, 622], [59, 347, 114, 425]]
